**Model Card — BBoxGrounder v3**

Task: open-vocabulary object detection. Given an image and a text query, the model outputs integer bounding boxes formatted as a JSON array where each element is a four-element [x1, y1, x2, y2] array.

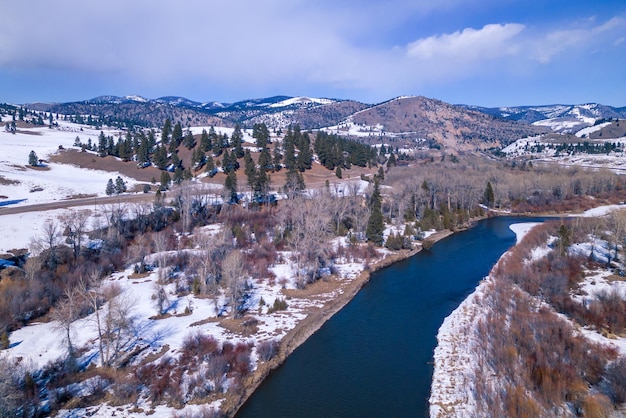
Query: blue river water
[[237, 216, 536, 418]]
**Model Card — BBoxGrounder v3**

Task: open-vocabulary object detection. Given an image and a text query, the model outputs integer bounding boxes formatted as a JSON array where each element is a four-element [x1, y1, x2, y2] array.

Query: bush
[[257, 339, 279, 362], [603, 357, 626, 404], [268, 298, 288, 313], [421, 238, 434, 250], [385, 232, 412, 251]]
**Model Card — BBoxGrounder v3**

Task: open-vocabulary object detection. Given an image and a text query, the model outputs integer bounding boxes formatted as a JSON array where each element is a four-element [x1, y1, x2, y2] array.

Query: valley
[[0, 95, 625, 417]]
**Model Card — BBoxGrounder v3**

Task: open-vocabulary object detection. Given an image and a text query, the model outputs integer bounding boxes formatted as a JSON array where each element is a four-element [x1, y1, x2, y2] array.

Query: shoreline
[[428, 221, 540, 417], [223, 229, 454, 417]]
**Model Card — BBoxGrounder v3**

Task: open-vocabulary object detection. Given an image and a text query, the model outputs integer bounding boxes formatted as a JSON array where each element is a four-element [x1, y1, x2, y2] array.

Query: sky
[[0, 0, 625, 107]]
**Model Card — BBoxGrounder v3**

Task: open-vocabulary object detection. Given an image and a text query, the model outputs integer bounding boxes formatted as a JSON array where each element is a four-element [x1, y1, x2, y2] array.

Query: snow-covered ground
[[532, 117, 592, 134], [501, 132, 626, 173], [429, 222, 537, 417], [4, 214, 376, 417], [0, 119, 136, 207], [575, 121, 612, 138], [0, 206, 95, 253]]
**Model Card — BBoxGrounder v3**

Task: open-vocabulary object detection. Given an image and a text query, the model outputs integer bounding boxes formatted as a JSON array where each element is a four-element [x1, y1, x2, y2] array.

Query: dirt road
[[0, 193, 155, 216]]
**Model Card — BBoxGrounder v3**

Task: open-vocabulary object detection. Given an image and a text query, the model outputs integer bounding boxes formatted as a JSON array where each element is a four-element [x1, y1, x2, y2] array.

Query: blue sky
[[1, 0, 625, 107]]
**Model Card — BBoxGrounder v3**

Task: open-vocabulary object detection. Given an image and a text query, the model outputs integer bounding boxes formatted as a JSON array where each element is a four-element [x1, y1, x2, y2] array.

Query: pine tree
[[192, 147, 205, 169], [366, 180, 384, 245], [205, 155, 216, 176], [137, 135, 150, 166], [105, 178, 115, 195], [153, 145, 169, 170], [224, 170, 238, 203], [258, 146, 272, 173], [160, 171, 171, 190], [283, 126, 296, 170], [171, 151, 181, 169], [107, 136, 114, 156], [98, 131, 107, 156], [172, 121, 183, 146], [173, 166, 184, 184], [483, 181, 495, 207], [273, 141, 283, 170], [147, 129, 157, 150], [168, 134, 179, 154], [161, 118, 172, 145], [114, 176, 127, 194], [244, 149, 257, 187], [118, 136, 132, 161], [231, 124, 244, 158], [222, 149, 233, 173], [200, 128, 212, 152], [335, 166, 342, 179], [296, 133, 313, 172], [253, 123, 270, 149], [28, 150, 38, 166], [183, 130, 196, 149]]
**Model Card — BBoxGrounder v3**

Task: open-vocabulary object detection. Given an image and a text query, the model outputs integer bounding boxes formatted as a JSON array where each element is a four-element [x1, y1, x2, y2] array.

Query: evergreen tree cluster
[[314, 131, 377, 170], [105, 176, 127, 195]]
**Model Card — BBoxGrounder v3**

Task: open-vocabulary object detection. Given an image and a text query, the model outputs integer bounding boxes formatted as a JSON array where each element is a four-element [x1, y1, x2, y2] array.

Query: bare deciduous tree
[[152, 231, 170, 315], [81, 274, 137, 368], [59, 209, 90, 261], [29, 219, 62, 270], [51, 286, 84, 371], [0, 355, 28, 416], [222, 250, 246, 318]]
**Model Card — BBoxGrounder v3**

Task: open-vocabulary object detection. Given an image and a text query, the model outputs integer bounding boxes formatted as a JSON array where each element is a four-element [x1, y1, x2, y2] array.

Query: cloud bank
[[0, 1, 624, 105]]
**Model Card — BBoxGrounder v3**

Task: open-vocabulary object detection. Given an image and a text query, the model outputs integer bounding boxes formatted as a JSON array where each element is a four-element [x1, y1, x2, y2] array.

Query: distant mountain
[[33, 96, 227, 128], [87, 95, 150, 104], [212, 96, 367, 129], [155, 96, 203, 108], [22, 94, 624, 153], [462, 103, 626, 133]]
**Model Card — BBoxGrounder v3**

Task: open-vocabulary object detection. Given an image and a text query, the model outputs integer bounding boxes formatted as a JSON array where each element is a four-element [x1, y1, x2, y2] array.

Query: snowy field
[[0, 118, 137, 207], [6, 228, 373, 417], [501, 132, 626, 173]]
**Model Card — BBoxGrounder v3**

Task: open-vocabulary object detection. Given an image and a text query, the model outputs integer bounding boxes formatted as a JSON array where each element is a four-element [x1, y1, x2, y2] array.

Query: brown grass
[[282, 277, 342, 298], [49, 149, 162, 183], [219, 316, 260, 336], [49, 146, 376, 193], [199, 151, 377, 190], [0, 176, 20, 186]]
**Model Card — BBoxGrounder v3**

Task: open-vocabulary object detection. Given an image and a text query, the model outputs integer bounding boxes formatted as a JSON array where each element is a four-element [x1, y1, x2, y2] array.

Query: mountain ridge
[[21, 94, 625, 152]]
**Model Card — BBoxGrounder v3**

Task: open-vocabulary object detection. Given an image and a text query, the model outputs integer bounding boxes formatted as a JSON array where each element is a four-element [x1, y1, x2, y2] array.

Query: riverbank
[[428, 221, 544, 417], [223, 229, 454, 417]]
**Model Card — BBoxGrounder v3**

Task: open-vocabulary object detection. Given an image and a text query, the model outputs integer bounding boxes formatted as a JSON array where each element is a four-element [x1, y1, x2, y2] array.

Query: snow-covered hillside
[[0, 118, 137, 207]]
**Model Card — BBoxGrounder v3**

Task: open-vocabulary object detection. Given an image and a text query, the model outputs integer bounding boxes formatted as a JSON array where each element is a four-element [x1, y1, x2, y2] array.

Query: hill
[[344, 96, 549, 150], [21, 94, 626, 153]]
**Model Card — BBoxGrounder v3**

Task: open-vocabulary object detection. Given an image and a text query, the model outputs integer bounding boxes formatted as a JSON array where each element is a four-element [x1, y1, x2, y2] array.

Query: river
[[236, 216, 533, 418]]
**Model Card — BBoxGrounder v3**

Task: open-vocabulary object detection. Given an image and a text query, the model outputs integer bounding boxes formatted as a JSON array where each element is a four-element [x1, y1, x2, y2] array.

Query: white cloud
[[406, 23, 525, 61], [0, 1, 624, 104], [533, 16, 626, 63]]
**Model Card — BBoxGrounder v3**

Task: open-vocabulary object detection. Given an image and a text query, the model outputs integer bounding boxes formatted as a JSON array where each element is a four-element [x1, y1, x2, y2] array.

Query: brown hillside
[[351, 96, 548, 151]]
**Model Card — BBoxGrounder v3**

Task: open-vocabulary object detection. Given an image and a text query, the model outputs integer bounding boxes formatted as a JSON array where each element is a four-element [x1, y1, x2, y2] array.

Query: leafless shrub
[[602, 357, 626, 404], [257, 339, 279, 362]]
